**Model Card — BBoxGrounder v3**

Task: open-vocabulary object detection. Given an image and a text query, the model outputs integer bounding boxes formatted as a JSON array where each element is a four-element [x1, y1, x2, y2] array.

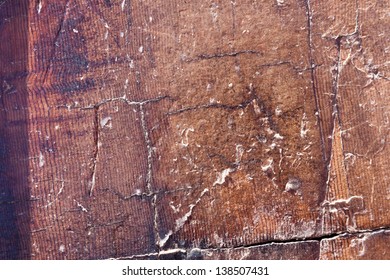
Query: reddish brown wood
[[0, 0, 389, 259]]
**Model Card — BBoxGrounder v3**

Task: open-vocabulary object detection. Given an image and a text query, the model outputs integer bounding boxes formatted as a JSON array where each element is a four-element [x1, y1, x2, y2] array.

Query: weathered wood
[[0, 0, 389, 259]]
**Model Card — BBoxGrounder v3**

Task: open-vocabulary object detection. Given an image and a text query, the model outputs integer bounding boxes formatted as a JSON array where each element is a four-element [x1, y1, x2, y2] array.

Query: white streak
[[74, 199, 88, 212], [37, 0, 43, 14], [159, 230, 173, 247], [175, 188, 209, 231], [213, 168, 234, 186], [39, 151, 45, 168]]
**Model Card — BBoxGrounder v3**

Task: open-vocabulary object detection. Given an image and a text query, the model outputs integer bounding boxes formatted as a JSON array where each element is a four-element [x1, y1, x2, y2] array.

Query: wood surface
[[0, 0, 389, 260]]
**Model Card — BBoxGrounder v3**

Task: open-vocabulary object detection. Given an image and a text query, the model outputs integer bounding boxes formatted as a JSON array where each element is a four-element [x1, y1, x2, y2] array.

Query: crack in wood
[[183, 50, 261, 63], [88, 106, 100, 196], [107, 227, 390, 260]]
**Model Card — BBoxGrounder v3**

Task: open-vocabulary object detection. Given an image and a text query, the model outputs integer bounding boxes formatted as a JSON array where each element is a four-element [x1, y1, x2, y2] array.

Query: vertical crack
[[329, 0, 361, 199], [305, 0, 326, 163], [88, 106, 100, 196], [139, 104, 160, 254], [43, 0, 71, 84], [305, 0, 333, 236], [139, 104, 153, 194], [230, 1, 243, 81], [320, 0, 361, 234]]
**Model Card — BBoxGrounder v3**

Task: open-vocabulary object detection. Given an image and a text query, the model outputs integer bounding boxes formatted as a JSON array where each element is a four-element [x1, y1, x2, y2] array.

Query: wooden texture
[[0, 0, 389, 259]]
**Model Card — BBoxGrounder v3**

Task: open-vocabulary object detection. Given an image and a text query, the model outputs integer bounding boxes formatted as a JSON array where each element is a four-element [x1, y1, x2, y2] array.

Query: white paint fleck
[[235, 144, 244, 164], [159, 230, 173, 247], [37, 0, 43, 14], [100, 116, 112, 128], [351, 234, 369, 257], [74, 199, 88, 212], [121, 0, 126, 11], [213, 233, 224, 247], [59, 244, 65, 253], [175, 188, 209, 230], [120, 31, 124, 37], [72, 28, 79, 33], [139, 46, 144, 53], [213, 168, 234, 186], [129, 59, 135, 69], [228, 83, 233, 89], [252, 100, 261, 114], [39, 152, 45, 168], [300, 112, 309, 138], [324, 196, 363, 207], [210, 3, 219, 23], [274, 133, 284, 140], [169, 201, 181, 213], [285, 178, 302, 192], [261, 158, 274, 173], [180, 127, 194, 147]]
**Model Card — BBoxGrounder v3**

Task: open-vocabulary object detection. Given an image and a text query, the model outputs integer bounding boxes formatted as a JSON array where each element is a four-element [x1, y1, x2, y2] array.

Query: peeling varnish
[[213, 168, 235, 186], [235, 144, 244, 165], [300, 112, 309, 138], [322, 195, 364, 232], [175, 188, 209, 230], [350, 234, 369, 257], [285, 177, 302, 193], [159, 188, 209, 248], [159, 230, 173, 248], [261, 158, 274, 173], [276, 0, 286, 7], [100, 116, 112, 129]]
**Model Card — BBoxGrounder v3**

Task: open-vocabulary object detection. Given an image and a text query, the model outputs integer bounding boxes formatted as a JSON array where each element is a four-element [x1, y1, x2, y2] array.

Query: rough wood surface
[[0, 0, 389, 260]]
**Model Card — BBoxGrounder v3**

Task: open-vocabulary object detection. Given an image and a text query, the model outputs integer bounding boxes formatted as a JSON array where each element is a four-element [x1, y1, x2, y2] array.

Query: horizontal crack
[[57, 95, 173, 111], [183, 50, 261, 62], [105, 227, 390, 260], [106, 185, 204, 201], [167, 99, 253, 116], [107, 248, 186, 260], [204, 226, 390, 252]]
